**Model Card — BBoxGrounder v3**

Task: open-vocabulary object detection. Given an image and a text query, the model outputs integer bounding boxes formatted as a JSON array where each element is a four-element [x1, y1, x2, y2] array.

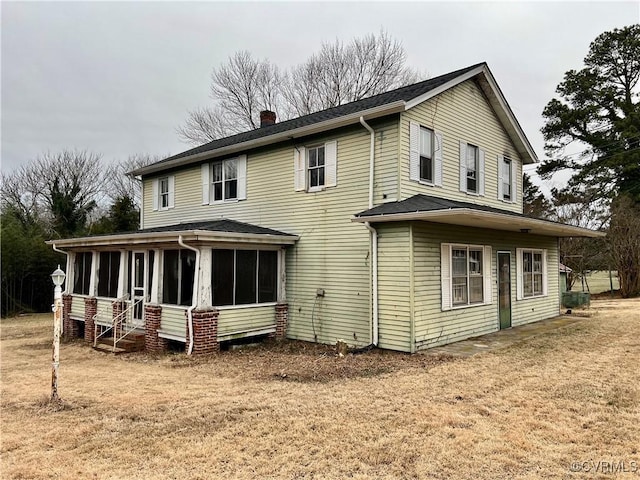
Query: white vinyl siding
[[401, 79, 522, 212], [294, 140, 337, 192]]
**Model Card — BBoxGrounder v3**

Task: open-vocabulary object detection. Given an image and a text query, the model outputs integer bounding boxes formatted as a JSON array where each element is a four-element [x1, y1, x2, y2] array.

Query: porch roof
[[352, 195, 604, 238], [46, 219, 299, 249]]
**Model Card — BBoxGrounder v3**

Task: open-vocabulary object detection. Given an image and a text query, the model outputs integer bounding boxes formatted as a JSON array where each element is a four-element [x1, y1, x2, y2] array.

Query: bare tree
[[106, 153, 161, 208], [178, 30, 420, 144], [609, 195, 640, 297]]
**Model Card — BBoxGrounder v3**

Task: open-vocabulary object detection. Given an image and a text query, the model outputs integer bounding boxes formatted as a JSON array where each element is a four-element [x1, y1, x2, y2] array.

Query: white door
[[131, 251, 146, 326]]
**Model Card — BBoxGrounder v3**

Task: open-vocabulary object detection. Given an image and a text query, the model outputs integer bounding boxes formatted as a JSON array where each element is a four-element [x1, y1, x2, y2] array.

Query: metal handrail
[[110, 298, 144, 352], [93, 294, 131, 349]]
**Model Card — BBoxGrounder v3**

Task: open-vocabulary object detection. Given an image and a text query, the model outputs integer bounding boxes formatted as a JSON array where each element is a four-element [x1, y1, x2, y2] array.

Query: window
[[212, 158, 238, 201], [73, 252, 92, 295], [294, 141, 337, 192], [420, 127, 434, 183], [502, 158, 512, 201], [441, 244, 492, 310], [212, 249, 278, 306], [518, 249, 547, 299], [97, 251, 120, 298], [409, 122, 443, 186], [153, 175, 174, 211], [459, 141, 485, 195], [451, 247, 484, 306], [201, 156, 246, 204], [308, 145, 325, 189], [466, 144, 479, 193], [162, 249, 196, 306]]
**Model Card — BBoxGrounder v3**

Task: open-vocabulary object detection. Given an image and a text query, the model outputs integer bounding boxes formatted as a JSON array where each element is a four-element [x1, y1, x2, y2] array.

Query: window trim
[[459, 141, 485, 196], [441, 243, 492, 311], [409, 121, 443, 187], [153, 175, 175, 211], [307, 144, 326, 192], [419, 126, 435, 184], [294, 140, 337, 192], [516, 248, 548, 300], [211, 157, 239, 203]]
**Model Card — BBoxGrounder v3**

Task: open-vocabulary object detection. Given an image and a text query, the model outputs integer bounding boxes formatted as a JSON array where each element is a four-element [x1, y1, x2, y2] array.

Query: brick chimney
[[260, 110, 276, 127]]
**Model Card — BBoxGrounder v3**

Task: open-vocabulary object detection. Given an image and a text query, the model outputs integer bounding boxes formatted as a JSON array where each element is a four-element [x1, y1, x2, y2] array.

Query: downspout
[[52, 244, 70, 294], [178, 235, 200, 355], [360, 116, 379, 346]]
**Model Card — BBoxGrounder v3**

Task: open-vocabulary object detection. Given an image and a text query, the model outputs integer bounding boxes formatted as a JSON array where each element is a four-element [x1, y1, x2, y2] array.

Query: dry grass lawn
[[2, 299, 639, 479]]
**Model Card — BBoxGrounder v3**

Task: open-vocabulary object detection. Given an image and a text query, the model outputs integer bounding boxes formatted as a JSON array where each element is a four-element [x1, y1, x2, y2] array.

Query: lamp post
[[50, 265, 66, 402]]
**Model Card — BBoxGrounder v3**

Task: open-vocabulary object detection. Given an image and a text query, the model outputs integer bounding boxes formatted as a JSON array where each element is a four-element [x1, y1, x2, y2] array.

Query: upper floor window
[[441, 243, 492, 310], [459, 141, 485, 196], [152, 175, 175, 211], [308, 145, 325, 189], [294, 140, 337, 192], [212, 158, 238, 201], [201, 155, 247, 205], [498, 155, 517, 203], [409, 122, 442, 186]]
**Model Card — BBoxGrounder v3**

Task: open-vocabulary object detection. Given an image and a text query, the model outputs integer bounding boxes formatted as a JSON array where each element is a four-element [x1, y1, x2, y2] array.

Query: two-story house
[[50, 63, 601, 354]]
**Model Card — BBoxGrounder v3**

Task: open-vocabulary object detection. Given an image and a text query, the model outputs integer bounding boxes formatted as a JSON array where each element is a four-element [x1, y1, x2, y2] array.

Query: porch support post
[[274, 303, 288, 339], [62, 294, 78, 339], [117, 250, 128, 299], [278, 248, 286, 302], [144, 304, 167, 352], [190, 308, 219, 354], [198, 248, 212, 308], [84, 297, 97, 344], [88, 252, 98, 297], [150, 249, 160, 304]]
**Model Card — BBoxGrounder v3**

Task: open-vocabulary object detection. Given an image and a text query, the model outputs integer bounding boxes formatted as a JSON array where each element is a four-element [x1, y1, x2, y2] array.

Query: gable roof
[[353, 194, 603, 238], [132, 62, 537, 177]]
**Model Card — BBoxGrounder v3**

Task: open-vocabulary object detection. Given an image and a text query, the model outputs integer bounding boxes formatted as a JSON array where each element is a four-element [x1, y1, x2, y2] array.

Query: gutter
[[178, 235, 200, 356], [359, 116, 379, 347]]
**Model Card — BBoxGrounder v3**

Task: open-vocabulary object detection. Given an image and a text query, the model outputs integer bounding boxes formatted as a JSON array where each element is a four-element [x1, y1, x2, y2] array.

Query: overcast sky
[[2, 1, 639, 191]]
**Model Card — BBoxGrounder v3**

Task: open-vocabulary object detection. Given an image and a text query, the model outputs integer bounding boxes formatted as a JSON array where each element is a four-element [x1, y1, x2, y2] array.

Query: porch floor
[[421, 311, 591, 358]]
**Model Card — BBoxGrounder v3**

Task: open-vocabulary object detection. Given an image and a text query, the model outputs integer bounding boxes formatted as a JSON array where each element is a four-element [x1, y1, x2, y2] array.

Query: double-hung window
[[73, 252, 93, 295], [517, 249, 547, 299], [308, 145, 325, 189], [459, 141, 485, 195], [201, 155, 247, 204], [212, 158, 238, 201], [466, 145, 479, 193], [420, 127, 434, 183], [152, 175, 175, 211], [211, 249, 278, 306], [498, 155, 517, 203], [409, 122, 443, 186], [294, 141, 338, 192], [441, 244, 492, 310]]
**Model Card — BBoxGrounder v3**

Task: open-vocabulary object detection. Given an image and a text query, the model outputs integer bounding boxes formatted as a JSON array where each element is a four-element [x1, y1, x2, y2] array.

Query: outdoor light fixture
[[50, 265, 66, 402]]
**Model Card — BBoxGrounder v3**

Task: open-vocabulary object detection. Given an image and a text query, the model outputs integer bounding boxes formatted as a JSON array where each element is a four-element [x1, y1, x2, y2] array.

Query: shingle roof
[[144, 63, 485, 169], [354, 194, 525, 218], [137, 218, 293, 237]]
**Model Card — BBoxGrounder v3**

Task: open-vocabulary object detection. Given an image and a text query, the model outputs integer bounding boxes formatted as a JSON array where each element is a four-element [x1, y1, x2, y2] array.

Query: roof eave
[[131, 101, 406, 177], [352, 209, 604, 238], [47, 229, 299, 249]]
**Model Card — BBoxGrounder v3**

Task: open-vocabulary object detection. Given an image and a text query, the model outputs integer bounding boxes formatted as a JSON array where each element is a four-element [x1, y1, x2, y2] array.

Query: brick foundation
[[84, 297, 97, 344], [274, 303, 288, 339], [144, 304, 168, 353], [190, 308, 219, 355], [112, 300, 125, 339], [62, 294, 80, 339]]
